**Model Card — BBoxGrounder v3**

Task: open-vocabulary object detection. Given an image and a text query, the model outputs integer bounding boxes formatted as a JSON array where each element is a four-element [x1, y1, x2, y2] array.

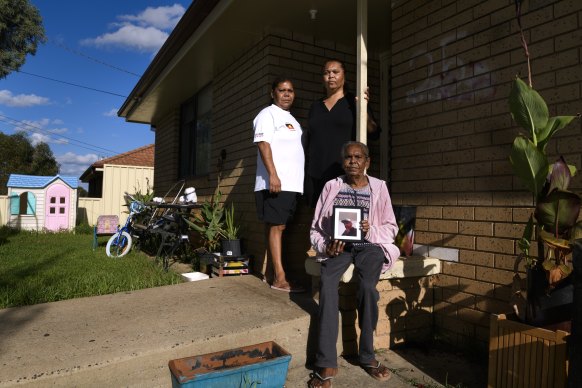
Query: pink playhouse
[[6, 174, 78, 232]]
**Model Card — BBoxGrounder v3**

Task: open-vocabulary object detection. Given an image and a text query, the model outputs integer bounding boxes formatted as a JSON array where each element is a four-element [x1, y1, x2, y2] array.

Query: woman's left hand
[[360, 219, 370, 234], [355, 87, 370, 102]]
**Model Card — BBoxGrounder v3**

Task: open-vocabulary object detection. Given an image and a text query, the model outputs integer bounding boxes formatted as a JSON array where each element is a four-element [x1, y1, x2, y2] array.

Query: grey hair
[[341, 141, 369, 158]]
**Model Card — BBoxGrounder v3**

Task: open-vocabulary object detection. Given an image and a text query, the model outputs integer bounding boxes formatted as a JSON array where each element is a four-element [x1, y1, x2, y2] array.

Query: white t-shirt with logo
[[253, 104, 305, 193]]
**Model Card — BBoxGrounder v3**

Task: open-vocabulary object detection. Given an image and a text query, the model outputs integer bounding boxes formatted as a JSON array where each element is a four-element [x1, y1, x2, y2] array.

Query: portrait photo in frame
[[333, 206, 363, 242]]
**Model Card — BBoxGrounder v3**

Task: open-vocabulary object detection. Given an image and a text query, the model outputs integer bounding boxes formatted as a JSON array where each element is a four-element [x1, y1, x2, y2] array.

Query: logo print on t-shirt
[[285, 123, 295, 130]]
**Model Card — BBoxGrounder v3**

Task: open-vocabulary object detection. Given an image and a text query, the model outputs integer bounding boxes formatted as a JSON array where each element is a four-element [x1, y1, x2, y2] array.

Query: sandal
[[270, 281, 306, 293], [361, 361, 391, 381], [307, 371, 333, 387]]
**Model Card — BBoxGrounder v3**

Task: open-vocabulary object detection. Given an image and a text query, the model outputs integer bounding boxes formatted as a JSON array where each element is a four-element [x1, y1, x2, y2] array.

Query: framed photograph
[[333, 206, 363, 242]]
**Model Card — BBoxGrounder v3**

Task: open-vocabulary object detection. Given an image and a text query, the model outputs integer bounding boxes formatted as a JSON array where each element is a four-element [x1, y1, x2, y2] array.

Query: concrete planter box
[[168, 341, 291, 387]]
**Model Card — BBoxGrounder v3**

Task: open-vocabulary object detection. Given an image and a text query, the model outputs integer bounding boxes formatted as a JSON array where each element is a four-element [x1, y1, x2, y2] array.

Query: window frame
[[179, 83, 213, 178], [10, 191, 36, 215]]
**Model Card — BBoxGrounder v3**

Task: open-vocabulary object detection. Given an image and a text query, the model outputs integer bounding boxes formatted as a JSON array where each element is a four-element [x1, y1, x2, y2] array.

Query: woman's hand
[[355, 87, 370, 102], [360, 219, 370, 235], [326, 240, 345, 257], [269, 173, 281, 193]]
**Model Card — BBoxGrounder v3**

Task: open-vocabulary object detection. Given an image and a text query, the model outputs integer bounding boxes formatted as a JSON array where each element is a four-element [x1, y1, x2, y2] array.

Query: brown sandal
[[361, 361, 391, 381]]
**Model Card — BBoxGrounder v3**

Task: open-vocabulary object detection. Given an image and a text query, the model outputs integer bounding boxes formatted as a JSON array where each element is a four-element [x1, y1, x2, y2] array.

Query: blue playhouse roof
[[7, 174, 79, 189]]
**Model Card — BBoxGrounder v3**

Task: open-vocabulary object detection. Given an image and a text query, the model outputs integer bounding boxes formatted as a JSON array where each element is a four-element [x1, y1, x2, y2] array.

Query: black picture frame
[[332, 206, 363, 242]]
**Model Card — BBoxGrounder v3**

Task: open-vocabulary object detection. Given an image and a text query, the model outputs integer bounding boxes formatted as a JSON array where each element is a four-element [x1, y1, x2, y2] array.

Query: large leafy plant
[[185, 190, 225, 252], [509, 77, 581, 289]]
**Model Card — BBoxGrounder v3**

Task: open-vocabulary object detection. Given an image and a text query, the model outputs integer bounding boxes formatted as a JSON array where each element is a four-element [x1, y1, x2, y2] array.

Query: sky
[[0, 1, 192, 180]]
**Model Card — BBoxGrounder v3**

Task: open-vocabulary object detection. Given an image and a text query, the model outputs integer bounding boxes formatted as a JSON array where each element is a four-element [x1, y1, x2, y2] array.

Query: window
[[10, 192, 36, 215], [180, 83, 212, 178], [48, 196, 66, 215]]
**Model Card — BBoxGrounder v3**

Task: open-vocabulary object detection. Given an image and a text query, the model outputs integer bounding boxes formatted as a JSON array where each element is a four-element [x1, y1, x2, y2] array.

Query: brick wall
[[391, 0, 582, 347], [154, 111, 180, 194]]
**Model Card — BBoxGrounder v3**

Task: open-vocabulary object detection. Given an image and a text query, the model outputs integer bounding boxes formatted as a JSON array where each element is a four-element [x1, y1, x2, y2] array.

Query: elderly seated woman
[[307, 141, 398, 387]]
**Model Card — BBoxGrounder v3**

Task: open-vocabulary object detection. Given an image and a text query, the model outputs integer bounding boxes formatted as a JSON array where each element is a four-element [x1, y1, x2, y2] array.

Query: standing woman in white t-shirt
[[253, 77, 305, 293]]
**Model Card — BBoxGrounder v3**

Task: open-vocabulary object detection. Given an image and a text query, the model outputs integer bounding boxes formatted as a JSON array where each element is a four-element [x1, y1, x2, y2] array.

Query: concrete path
[[0, 275, 444, 387]]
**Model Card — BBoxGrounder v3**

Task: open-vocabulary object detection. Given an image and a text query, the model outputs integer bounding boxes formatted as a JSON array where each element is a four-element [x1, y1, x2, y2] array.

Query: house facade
[[78, 144, 154, 225], [119, 0, 582, 348]]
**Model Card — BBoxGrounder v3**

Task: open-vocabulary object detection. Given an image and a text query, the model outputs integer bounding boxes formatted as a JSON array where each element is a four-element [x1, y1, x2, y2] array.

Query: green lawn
[[0, 227, 183, 308]]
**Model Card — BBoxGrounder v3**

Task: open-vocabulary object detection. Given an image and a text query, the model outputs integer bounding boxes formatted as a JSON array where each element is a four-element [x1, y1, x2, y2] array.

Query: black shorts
[[255, 190, 299, 225]]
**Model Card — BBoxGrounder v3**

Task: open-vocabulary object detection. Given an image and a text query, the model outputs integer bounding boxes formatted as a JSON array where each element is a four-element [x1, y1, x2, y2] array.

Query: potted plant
[[393, 205, 416, 257], [509, 77, 580, 325], [489, 2, 581, 386], [185, 190, 225, 253], [220, 203, 242, 257]]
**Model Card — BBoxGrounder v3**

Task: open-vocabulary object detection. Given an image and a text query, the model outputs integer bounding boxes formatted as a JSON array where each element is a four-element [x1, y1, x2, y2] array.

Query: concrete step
[[0, 276, 320, 387]]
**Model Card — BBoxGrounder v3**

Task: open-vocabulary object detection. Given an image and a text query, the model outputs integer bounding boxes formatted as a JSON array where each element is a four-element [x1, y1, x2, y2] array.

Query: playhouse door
[[45, 184, 70, 231]]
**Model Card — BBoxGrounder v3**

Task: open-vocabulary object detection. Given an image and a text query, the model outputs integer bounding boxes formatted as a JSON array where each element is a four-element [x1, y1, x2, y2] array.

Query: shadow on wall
[[385, 262, 493, 387], [8, 214, 41, 232], [77, 207, 88, 225]]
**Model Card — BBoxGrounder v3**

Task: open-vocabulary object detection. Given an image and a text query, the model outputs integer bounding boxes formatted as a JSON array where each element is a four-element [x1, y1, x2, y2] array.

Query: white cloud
[[49, 127, 69, 135], [29, 132, 68, 146], [119, 4, 185, 29], [104, 108, 118, 117], [0, 90, 50, 107], [57, 152, 100, 177], [81, 4, 186, 53], [14, 119, 70, 146], [83, 25, 169, 53]]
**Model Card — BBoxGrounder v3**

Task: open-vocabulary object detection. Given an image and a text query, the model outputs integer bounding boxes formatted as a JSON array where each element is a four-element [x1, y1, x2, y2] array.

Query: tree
[[31, 142, 59, 175], [0, 0, 46, 79], [0, 132, 59, 194]]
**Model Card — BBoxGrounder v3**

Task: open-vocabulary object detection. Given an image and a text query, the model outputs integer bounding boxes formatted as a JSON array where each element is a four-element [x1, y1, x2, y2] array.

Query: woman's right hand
[[269, 174, 281, 193], [326, 240, 345, 257]]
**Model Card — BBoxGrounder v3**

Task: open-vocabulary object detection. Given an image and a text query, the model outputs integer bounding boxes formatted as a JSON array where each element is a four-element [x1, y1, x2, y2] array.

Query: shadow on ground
[[391, 340, 488, 388]]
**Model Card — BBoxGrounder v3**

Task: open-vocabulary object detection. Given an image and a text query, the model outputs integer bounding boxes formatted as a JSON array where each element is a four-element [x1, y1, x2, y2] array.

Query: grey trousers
[[314, 244, 384, 368]]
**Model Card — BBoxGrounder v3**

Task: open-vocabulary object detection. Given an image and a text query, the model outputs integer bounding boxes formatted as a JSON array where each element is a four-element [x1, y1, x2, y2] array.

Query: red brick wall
[[391, 0, 582, 346]]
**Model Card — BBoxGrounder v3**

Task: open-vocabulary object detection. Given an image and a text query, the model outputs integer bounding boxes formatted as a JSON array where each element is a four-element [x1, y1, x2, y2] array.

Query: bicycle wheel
[[106, 231, 132, 258]]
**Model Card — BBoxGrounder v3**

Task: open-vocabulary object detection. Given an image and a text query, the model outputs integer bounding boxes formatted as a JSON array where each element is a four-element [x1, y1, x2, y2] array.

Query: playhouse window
[[10, 192, 36, 215]]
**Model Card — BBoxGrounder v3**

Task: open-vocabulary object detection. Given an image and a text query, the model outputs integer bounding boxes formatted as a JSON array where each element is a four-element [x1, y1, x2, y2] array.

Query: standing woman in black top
[[304, 59, 381, 207]]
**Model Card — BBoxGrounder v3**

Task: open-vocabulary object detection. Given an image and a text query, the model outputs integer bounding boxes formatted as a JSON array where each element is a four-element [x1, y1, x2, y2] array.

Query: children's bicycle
[[105, 198, 147, 258]]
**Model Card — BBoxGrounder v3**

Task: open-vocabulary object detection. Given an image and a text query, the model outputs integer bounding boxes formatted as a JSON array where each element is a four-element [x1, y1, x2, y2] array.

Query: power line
[[14, 69, 129, 98], [0, 113, 119, 156], [49, 39, 142, 78]]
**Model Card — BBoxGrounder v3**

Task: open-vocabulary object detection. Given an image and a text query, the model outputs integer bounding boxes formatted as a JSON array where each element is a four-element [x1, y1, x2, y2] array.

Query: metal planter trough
[[168, 341, 291, 387]]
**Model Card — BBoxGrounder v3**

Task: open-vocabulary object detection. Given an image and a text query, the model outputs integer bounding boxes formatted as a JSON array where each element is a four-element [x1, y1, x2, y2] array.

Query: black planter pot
[[221, 239, 241, 257], [525, 264, 573, 327]]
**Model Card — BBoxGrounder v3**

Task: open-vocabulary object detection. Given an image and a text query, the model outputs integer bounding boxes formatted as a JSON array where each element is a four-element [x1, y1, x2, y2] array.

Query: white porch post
[[356, 0, 368, 144]]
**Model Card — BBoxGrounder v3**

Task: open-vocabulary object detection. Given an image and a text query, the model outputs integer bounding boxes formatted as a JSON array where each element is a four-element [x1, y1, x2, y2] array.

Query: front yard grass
[[0, 227, 183, 308]]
